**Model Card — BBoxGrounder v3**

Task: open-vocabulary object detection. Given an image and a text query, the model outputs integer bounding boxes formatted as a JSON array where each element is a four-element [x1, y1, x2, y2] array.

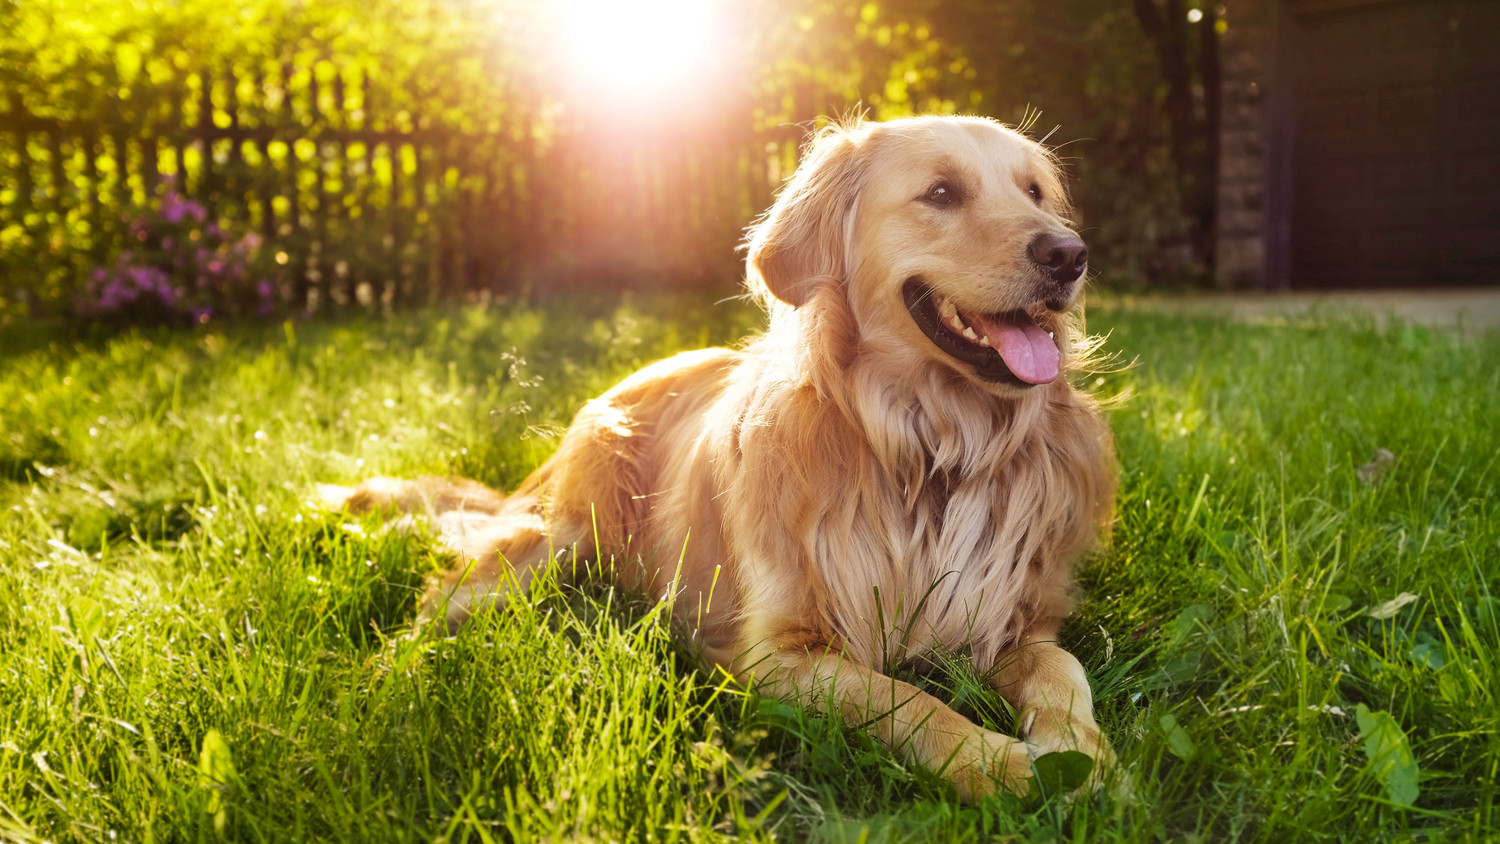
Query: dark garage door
[[1289, 0, 1500, 288]]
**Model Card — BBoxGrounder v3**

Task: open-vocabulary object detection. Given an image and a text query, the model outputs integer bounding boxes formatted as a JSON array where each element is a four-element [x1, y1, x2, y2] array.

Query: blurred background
[[1, 0, 1495, 326]]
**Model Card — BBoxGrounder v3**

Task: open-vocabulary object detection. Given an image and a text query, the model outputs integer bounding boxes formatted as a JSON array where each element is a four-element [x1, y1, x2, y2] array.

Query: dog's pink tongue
[[985, 318, 1060, 384]]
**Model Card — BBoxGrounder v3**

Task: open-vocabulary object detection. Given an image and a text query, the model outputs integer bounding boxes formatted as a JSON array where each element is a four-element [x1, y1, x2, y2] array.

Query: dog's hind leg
[[321, 475, 586, 632], [414, 495, 591, 633], [318, 475, 507, 521]]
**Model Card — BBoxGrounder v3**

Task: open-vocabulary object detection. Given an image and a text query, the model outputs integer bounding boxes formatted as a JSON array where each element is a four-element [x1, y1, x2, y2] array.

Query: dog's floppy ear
[[745, 124, 869, 307]]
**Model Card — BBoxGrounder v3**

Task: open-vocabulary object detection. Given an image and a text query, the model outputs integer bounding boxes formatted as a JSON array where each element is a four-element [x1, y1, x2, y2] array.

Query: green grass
[[1, 295, 1496, 842]]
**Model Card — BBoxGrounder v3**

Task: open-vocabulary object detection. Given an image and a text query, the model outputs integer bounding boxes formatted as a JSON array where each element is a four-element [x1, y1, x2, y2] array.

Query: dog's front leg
[[752, 643, 1033, 801], [986, 637, 1114, 789]]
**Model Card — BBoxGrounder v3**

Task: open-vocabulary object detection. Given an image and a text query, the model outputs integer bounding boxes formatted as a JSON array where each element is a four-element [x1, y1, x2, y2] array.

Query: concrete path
[[1106, 287, 1500, 335]]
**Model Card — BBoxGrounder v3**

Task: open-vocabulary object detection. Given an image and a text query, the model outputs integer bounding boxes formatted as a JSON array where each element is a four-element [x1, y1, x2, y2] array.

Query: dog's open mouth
[[901, 278, 1060, 385]]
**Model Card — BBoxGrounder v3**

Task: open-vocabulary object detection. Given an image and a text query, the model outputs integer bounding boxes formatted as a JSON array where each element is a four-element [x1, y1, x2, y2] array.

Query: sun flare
[[556, 0, 727, 101]]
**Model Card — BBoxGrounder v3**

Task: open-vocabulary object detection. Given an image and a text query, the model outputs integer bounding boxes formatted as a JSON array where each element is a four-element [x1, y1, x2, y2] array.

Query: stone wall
[[1215, 0, 1278, 289]]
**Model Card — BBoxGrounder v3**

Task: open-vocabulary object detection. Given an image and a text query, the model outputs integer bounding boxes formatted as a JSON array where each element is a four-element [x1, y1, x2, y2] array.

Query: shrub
[[78, 182, 287, 326]]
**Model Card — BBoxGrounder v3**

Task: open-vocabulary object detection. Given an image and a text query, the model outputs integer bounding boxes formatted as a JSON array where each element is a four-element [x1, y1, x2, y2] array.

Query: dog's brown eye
[[924, 182, 957, 206], [1028, 184, 1043, 205]]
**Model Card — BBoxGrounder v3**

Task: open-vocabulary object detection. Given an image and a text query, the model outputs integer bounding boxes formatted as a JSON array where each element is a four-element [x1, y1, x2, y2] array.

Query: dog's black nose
[[1028, 232, 1088, 283]]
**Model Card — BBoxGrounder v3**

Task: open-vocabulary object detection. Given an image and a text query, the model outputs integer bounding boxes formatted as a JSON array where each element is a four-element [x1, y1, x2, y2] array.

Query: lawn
[[1, 295, 1496, 842]]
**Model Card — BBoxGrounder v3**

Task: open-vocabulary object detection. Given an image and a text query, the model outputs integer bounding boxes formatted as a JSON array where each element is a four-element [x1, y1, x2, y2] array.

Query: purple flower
[[98, 190, 276, 324], [160, 191, 205, 224], [162, 194, 187, 224], [99, 280, 136, 309]]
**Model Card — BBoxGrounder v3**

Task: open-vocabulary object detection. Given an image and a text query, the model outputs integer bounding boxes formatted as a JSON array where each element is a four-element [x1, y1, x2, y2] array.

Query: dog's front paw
[[947, 727, 1036, 802], [1021, 709, 1117, 797]]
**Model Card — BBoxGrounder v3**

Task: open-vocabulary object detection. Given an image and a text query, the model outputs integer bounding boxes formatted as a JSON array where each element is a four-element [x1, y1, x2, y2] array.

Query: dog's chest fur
[[811, 460, 1042, 667], [792, 385, 1083, 669]]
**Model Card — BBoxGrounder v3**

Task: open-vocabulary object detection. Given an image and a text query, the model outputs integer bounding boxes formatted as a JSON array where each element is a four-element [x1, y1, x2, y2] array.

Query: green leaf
[[1321, 593, 1354, 615], [1409, 636, 1446, 670], [1161, 651, 1201, 684], [1168, 603, 1215, 647], [1159, 713, 1196, 761], [198, 728, 236, 831], [1031, 750, 1094, 795], [1355, 705, 1419, 807]]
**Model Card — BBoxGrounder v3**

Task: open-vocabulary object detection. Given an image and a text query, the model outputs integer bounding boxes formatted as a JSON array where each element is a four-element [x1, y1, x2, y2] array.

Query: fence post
[[105, 56, 133, 239], [198, 66, 214, 211], [2, 94, 34, 313], [141, 67, 159, 198], [332, 66, 357, 306], [170, 61, 187, 189]]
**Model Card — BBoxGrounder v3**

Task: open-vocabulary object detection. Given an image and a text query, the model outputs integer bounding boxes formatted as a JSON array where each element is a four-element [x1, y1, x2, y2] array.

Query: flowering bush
[[80, 183, 287, 325]]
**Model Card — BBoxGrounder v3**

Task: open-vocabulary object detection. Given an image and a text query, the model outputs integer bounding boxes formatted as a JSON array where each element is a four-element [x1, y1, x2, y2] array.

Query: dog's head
[[746, 116, 1088, 395]]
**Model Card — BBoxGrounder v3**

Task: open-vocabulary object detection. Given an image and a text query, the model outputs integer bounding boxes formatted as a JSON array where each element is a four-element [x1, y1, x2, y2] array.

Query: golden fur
[[326, 115, 1117, 800]]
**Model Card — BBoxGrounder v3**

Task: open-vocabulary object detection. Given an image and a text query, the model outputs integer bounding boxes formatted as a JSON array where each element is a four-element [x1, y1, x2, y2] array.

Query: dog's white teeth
[[939, 299, 958, 321], [962, 326, 979, 341], [977, 334, 992, 348], [1048, 331, 1055, 338]]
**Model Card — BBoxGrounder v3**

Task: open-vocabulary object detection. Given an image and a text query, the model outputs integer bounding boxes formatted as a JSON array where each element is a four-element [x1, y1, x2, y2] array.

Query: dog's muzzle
[[901, 278, 1062, 386]]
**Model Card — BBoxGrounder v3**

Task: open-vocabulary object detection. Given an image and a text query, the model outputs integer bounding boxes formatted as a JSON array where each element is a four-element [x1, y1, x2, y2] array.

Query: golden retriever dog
[[324, 115, 1116, 800]]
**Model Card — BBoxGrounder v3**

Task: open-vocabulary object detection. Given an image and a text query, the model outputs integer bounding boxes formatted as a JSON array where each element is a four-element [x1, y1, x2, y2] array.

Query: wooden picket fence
[[0, 61, 818, 314]]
